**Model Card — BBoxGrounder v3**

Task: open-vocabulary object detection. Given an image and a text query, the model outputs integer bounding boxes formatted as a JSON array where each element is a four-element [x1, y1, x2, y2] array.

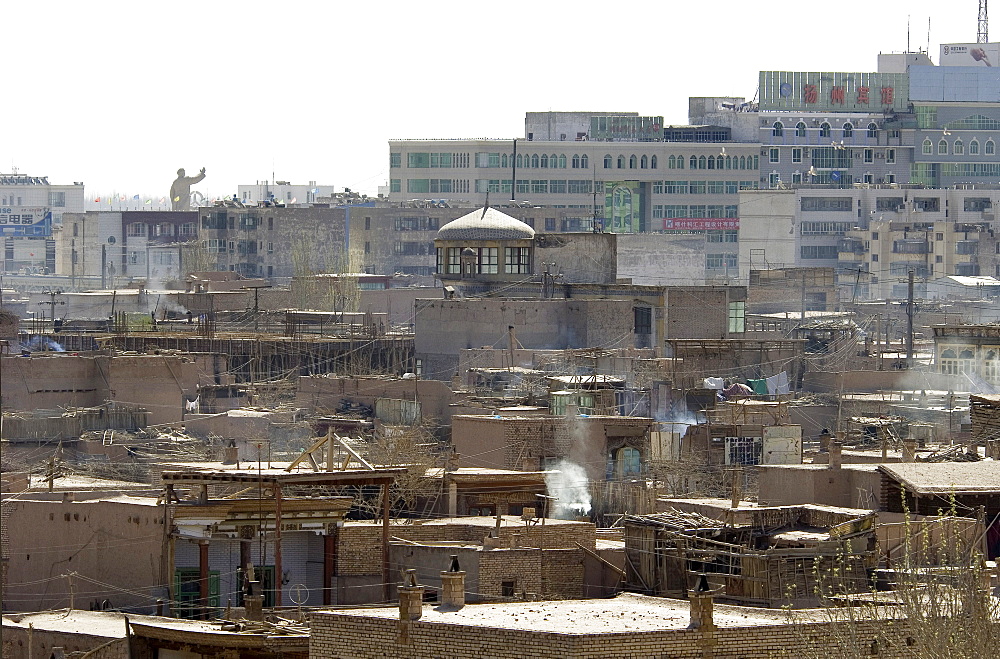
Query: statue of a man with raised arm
[[170, 167, 207, 211]]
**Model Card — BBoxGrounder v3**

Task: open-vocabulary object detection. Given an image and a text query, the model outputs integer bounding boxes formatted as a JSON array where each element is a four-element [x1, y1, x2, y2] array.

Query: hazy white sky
[[5, 0, 981, 200]]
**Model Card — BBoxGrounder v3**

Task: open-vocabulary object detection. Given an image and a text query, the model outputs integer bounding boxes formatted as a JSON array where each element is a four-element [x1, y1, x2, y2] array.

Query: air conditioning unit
[[896, 206, 906, 212]]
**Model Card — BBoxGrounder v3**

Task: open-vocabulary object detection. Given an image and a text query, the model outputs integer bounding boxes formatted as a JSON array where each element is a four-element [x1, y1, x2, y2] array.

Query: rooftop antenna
[[927, 17, 931, 55], [907, 15, 911, 53], [979, 0, 989, 43]]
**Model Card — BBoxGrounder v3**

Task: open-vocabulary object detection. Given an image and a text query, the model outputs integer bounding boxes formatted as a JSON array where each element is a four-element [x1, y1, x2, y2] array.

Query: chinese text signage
[[759, 72, 908, 113], [0, 208, 52, 236]]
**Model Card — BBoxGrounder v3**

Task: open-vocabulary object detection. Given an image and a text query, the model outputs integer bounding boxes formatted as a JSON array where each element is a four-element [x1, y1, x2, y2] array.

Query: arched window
[[795, 122, 806, 137], [843, 122, 853, 138], [690, 156, 698, 169], [676, 155, 684, 169], [753, 155, 758, 169], [558, 154, 566, 168], [640, 155, 648, 169], [938, 140, 948, 155], [604, 155, 612, 168], [987, 140, 996, 155], [668, 155, 676, 169], [941, 348, 958, 374], [572, 154, 580, 168], [819, 122, 831, 138], [986, 351, 999, 382], [531, 154, 539, 168], [772, 121, 784, 137], [501, 154, 508, 168], [725, 155, 732, 169], [698, 155, 707, 169], [954, 139, 964, 155], [739, 156, 746, 169], [516, 154, 523, 168], [867, 122, 878, 138], [613, 447, 642, 478], [617, 155, 626, 169], [650, 155, 657, 169], [922, 139, 933, 155], [540, 154, 548, 168], [970, 140, 980, 155], [580, 154, 588, 169], [629, 155, 637, 169], [707, 156, 716, 169], [959, 349, 976, 374]]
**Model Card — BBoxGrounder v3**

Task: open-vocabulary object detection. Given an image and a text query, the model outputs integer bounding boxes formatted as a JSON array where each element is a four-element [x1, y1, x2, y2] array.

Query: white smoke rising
[[545, 461, 592, 519]]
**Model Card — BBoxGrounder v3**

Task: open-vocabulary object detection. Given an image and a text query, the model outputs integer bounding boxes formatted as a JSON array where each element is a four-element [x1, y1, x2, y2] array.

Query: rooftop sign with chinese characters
[[759, 72, 909, 113], [0, 207, 52, 237], [590, 116, 663, 141]]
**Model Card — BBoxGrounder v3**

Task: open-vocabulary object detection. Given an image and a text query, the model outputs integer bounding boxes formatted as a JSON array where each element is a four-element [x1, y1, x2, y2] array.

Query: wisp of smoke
[[545, 460, 592, 519]]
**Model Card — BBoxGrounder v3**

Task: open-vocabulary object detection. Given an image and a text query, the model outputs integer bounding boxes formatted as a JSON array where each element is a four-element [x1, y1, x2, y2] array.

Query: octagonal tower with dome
[[434, 206, 537, 284]]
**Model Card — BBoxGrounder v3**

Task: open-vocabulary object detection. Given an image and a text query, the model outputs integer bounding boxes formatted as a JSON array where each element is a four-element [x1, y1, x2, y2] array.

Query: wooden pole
[[274, 483, 283, 608], [382, 481, 391, 602]]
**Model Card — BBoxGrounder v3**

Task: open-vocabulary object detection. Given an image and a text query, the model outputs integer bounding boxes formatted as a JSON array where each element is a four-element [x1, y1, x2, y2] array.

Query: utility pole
[[242, 284, 272, 331], [800, 271, 807, 320], [906, 270, 915, 368], [38, 290, 64, 333], [510, 138, 517, 203]]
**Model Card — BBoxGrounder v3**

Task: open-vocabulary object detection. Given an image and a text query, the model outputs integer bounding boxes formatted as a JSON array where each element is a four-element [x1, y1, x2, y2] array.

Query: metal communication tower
[[979, 0, 989, 43]]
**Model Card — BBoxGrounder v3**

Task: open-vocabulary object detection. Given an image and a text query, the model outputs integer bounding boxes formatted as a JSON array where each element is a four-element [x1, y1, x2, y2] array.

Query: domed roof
[[437, 207, 535, 241]]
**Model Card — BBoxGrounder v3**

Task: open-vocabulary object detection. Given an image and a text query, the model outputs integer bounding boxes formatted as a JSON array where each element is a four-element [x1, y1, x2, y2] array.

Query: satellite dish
[[289, 584, 309, 605]]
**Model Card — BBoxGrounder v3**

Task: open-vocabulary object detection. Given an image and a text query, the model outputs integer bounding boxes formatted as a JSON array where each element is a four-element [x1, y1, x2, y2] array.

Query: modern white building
[[1, 174, 85, 274]]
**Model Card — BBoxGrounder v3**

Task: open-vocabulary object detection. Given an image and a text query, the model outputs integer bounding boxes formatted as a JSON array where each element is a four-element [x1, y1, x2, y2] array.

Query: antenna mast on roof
[[979, 0, 989, 43]]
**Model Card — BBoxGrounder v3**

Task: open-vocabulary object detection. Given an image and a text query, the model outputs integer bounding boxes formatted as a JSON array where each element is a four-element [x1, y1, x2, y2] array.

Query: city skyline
[[8, 0, 981, 199]]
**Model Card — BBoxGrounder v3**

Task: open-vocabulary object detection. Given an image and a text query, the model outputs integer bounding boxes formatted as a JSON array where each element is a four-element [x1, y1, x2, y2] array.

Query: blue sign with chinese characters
[[0, 208, 52, 236]]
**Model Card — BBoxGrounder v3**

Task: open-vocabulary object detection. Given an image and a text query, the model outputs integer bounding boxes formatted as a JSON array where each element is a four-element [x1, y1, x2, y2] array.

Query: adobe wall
[[757, 465, 882, 510], [1, 498, 166, 613], [1, 624, 128, 659], [0, 355, 103, 410], [536, 233, 617, 285], [414, 299, 634, 381], [617, 233, 708, 287], [295, 375, 457, 425], [310, 610, 912, 659], [0, 354, 201, 424]]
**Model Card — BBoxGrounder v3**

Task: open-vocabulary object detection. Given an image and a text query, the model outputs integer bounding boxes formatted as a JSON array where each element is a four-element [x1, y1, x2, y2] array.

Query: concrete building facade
[[1, 174, 85, 275]]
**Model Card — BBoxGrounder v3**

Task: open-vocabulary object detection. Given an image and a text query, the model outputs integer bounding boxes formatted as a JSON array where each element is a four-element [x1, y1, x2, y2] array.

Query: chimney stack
[[828, 442, 842, 469], [439, 555, 466, 609], [398, 569, 424, 621], [244, 580, 264, 621], [902, 439, 916, 462], [688, 573, 718, 631]]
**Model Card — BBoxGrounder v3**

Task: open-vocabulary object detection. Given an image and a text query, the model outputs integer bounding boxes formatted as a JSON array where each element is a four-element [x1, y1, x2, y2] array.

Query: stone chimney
[[222, 444, 239, 465], [244, 580, 264, 621], [902, 439, 916, 463], [828, 442, 842, 469], [818, 428, 832, 451], [688, 573, 718, 631], [398, 569, 424, 621], [439, 555, 466, 609]]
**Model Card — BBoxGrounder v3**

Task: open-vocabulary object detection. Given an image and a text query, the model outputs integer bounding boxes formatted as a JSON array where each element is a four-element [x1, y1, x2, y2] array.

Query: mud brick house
[[450, 413, 655, 482]]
